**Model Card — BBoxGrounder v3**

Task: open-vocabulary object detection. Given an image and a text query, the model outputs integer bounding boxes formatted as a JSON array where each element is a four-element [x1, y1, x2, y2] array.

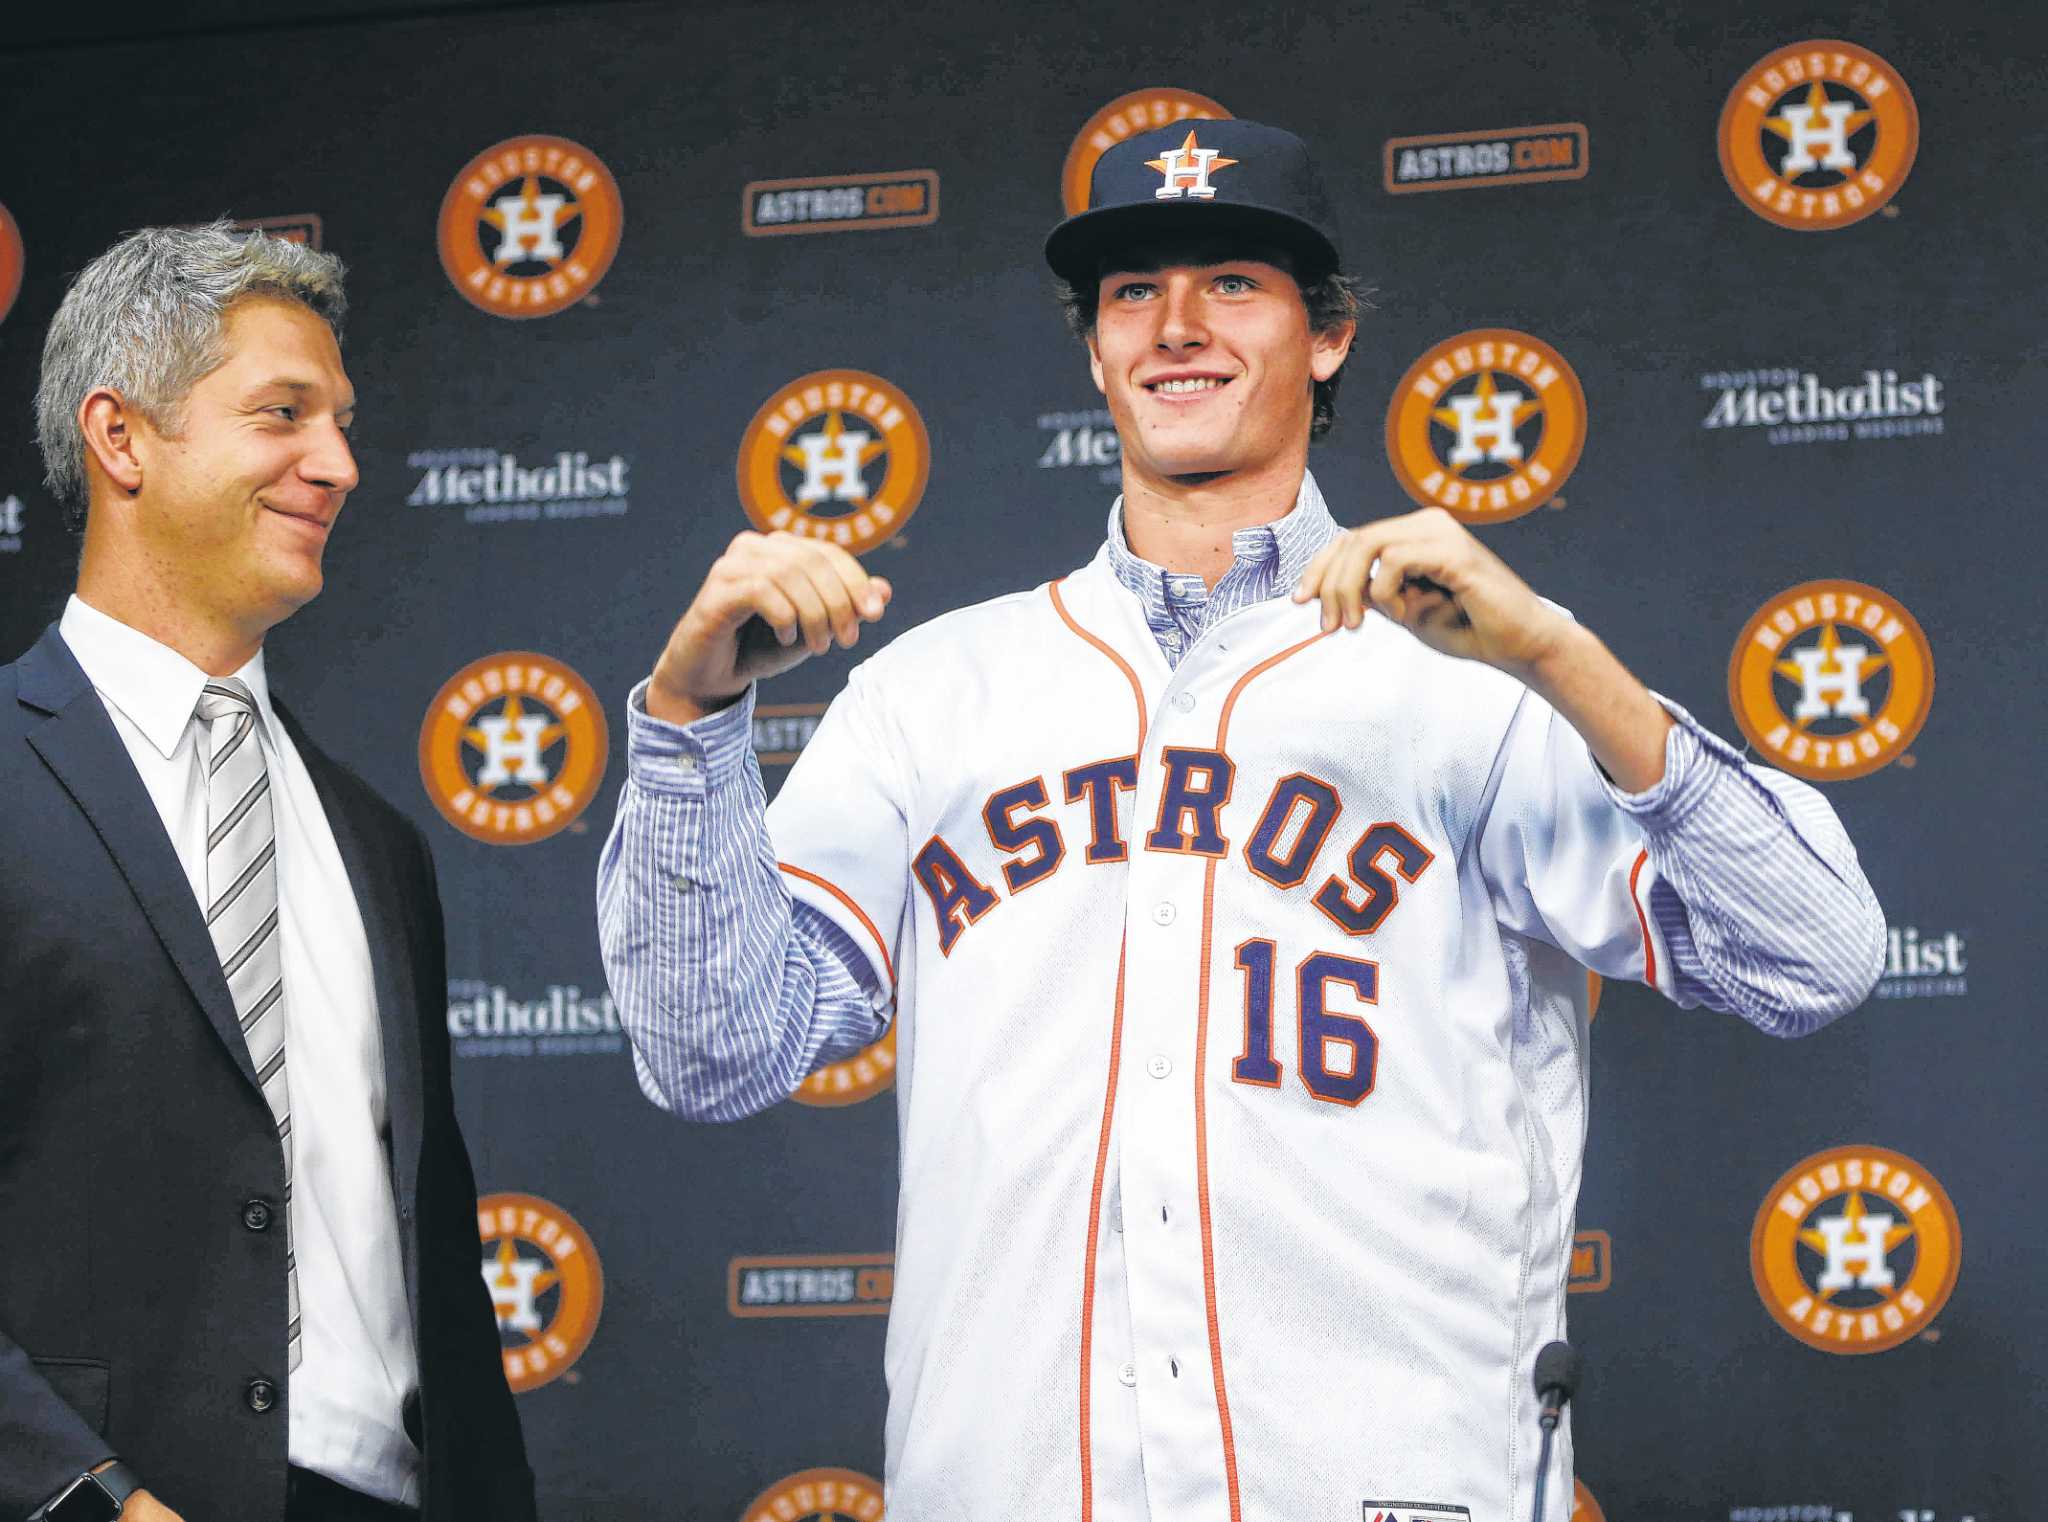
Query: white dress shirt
[[59, 596, 422, 1507]]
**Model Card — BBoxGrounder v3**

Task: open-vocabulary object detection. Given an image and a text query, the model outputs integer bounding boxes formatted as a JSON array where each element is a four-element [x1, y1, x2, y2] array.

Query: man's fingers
[[813, 542, 890, 622], [749, 580, 803, 646]]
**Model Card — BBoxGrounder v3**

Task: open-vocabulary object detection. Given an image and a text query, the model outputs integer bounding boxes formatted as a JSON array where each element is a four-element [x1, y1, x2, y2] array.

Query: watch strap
[[33, 1459, 142, 1522]]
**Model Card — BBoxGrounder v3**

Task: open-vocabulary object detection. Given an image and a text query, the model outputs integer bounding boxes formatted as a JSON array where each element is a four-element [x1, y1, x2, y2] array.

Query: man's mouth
[[1145, 375, 1232, 396]]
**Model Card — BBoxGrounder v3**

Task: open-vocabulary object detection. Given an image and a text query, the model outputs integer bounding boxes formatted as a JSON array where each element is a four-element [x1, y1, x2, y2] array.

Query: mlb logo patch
[[1363, 1504, 1472, 1522]]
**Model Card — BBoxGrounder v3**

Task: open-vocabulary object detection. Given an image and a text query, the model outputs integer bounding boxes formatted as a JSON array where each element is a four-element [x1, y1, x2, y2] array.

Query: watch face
[[47, 1475, 119, 1522]]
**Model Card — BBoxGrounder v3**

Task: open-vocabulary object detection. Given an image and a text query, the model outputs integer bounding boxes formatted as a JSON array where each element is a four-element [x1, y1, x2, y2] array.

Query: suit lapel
[[19, 625, 263, 1091], [276, 701, 426, 1206]]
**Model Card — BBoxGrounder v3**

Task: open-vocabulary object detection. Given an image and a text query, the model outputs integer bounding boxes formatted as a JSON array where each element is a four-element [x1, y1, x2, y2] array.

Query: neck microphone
[[1529, 1340, 1580, 1522]]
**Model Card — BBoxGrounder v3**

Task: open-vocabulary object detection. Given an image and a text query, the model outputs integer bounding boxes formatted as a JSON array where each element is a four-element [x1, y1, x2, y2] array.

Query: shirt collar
[[1105, 469, 1342, 605], [59, 593, 278, 760]]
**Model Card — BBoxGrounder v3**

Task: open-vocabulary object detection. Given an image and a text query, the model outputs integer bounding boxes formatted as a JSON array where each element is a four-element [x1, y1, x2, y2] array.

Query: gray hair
[[35, 220, 348, 528]]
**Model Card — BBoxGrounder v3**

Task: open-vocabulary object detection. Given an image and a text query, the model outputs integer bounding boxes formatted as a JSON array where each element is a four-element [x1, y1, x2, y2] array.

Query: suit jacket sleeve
[[0, 1335, 118, 1519]]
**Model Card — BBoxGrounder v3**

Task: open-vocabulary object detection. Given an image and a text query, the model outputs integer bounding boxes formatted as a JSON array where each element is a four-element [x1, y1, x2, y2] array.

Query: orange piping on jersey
[[777, 862, 897, 991], [1049, 579, 1149, 753], [1194, 629, 1334, 1522], [1628, 848, 1658, 989], [1076, 935, 1130, 1522]]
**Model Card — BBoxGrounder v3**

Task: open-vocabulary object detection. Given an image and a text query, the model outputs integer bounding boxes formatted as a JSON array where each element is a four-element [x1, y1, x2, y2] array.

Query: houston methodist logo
[[1728, 581, 1933, 781], [791, 1026, 896, 1107], [0, 200, 23, 326], [419, 652, 608, 844], [1385, 330, 1587, 522], [740, 1468, 884, 1522], [1750, 1145, 1960, 1354], [1061, 87, 1230, 214], [479, 1192, 604, 1392], [1719, 41, 1918, 230], [438, 134, 623, 318], [737, 370, 929, 553]]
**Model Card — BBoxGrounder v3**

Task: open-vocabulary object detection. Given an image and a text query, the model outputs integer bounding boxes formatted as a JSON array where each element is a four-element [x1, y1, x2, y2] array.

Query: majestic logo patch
[[1147, 128, 1238, 200], [744, 169, 938, 236], [1383, 122, 1589, 194], [1572, 1480, 1606, 1522], [1062, 87, 1230, 214], [1728, 580, 1933, 781], [1719, 40, 1918, 230], [479, 1192, 603, 1392], [419, 652, 609, 844], [1750, 1145, 1961, 1354], [737, 369, 929, 553], [728, 1253, 893, 1318], [438, 134, 623, 319], [1385, 329, 1587, 521], [740, 1468, 885, 1522], [790, 1026, 897, 1107], [0, 200, 23, 327], [1362, 1502, 1470, 1522]]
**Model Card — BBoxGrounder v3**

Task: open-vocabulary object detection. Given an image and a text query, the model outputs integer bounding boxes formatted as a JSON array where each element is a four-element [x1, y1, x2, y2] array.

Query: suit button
[[246, 1378, 278, 1413], [242, 1200, 273, 1232]]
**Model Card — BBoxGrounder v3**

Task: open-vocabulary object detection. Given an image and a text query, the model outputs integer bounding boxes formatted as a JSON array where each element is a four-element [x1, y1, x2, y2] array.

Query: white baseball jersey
[[604, 515, 1882, 1522]]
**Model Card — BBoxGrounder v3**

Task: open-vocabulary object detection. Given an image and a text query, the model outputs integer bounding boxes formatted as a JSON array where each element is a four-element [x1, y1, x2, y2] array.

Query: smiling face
[[1086, 240, 1353, 492], [130, 294, 358, 636]]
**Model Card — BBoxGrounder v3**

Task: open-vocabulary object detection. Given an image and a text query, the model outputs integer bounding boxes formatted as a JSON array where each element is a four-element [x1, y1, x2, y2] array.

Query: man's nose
[[304, 421, 360, 495], [1154, 276, 1208, 351]]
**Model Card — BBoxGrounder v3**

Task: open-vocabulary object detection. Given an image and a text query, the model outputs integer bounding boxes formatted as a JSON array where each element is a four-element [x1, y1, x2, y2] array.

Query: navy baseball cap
[[1045, 119, 1341, 288]]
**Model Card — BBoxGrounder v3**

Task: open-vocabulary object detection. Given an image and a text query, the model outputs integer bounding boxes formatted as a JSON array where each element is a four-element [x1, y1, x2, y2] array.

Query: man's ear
[[1086, 333, 1106, 397], [1310, 320, 1356, 383], [78, 388, 146, 498]]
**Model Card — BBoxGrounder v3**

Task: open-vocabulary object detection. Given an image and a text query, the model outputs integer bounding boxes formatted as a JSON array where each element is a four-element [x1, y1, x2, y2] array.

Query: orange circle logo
[[1062, 88, 1231, 215], [0, 201, 22, 327], [1386, 329, 1587, 522], [419, 652, 609, 844], [740, 1467, 885, 1522], [1728, 580, 1932, 781], [1572, 1480, 1606, 1522], [791, 1026, 897, 1108], [479, 1192, 604, 1392], [1719, 40, 1918, 230], [737, 370, 929, 553], [438, 134, 623, 318], [1750, 1145, 1960, 1354]]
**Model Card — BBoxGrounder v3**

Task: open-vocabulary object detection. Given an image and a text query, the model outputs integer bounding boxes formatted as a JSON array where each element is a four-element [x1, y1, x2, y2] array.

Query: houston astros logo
[[0, 200, 23, 327], [1062, 87, 1231, 215], [1719, 41, 1918, 230], [739, 1467, 885, 1522], [419, 652, 609, 844], [737, 370, 929, 553], [1148, 130, 1238, 200], [1728, 580, 1933, 781], [1572, 1480, 1605, 1522], [1751, 1145, 1960, 1353], [479, 1192, 604, 1392], [438, 134, 623, 318], [791, 1026, 897, 1107], [1386, 330, 1587, 522]]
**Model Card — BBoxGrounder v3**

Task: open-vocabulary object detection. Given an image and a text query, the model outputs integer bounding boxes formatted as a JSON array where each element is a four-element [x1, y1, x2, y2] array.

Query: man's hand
[[647, 531, 892, 725], [122, 1489, 185, 1522], [1291, 506, 1568, 678]]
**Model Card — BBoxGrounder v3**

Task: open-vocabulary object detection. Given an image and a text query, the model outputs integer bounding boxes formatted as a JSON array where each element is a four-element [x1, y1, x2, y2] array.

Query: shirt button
[[1146, 1054, 1172, 1080], [241, 1199, 272, 1232], [1172, 692, 1196, 713], [1117, 1362, 1137, 1387], [1151, 902, 1176, 926], [245, 1378, 278, 1413], [673, 754, 699, 775], [672, 875, 694, 895]]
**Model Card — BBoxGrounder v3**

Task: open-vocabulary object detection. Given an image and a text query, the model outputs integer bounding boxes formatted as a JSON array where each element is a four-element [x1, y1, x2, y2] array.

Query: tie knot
[[195, 678, 259, 726]]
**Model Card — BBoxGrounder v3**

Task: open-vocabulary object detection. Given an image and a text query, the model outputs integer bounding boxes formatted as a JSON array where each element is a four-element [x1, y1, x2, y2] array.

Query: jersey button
[[1151, 902, 1176, 926], [1146, 1054, 1172, 1079], [1171, 692, 1196, 713], [1117, 1362, 1137, 1387]]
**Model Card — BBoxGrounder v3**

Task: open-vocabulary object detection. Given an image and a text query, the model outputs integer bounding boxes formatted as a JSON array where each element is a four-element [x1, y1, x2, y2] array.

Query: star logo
[[438, 134, 623, 318], [1062, 89, 1231, 215], [1719, 40, 1918, 230], [420, 652, 608, 844], [738, 370, 931, 554], [478, 1192, 604, 1392], [1146, 129, 1240, 200]]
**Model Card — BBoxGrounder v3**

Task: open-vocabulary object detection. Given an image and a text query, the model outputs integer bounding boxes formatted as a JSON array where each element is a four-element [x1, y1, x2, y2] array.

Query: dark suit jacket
[[0, 625, 536, 1521]]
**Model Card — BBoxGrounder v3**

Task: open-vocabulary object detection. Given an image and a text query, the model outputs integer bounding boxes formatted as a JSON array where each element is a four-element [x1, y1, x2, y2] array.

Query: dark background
[[3, 1, 2041, 1516]]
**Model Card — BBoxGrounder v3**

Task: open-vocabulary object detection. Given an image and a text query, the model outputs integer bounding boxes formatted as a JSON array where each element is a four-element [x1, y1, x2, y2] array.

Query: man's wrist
[[32, 1460, 140, 1522]]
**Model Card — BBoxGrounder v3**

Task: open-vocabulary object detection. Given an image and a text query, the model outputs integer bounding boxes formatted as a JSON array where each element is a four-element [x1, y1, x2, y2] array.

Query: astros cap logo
[[1750, 1145, 1960, 1353], [479, 1192, 604, 1392], [439, 134, 623, 318], [419, 652, 609, 844], [1147, 129, 1239, 201], [1386, 329, 1587, 522], [0, 201, 23, 327], [1728, 580, 1933, 781], [791, 1026, 897, 1107], [740, 1467, 885, 1522], [737, 369, 930, 553], [1061, 87, 1231, 215], [1719, 40, 1918, 230]]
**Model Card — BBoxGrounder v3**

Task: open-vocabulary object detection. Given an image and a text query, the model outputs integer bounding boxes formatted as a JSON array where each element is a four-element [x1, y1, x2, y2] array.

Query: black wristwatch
[[32, 1461, 141, 1522]]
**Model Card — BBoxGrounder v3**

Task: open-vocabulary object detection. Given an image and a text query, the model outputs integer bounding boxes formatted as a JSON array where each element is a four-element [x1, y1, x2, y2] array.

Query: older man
[[0, 226, 534, 1522]]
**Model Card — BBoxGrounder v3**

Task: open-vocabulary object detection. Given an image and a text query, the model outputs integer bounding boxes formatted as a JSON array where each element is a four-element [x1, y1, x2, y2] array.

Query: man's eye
[[268, 406, 297, 420], [1216, 276, 1253, 294], [1114, 283, 1155, 301]]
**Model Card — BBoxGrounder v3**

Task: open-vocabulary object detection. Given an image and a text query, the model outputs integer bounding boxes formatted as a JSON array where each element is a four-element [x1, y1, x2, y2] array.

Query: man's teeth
[[1153, 377, 1226, 393]]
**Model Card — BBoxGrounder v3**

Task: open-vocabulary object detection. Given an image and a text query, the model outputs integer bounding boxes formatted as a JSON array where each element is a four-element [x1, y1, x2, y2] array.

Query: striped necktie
[[195, 678, 301, 1373]]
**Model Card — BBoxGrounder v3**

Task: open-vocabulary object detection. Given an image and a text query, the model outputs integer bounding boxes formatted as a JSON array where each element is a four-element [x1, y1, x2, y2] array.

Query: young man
[[598, 122, 1883, 1521], [1, 226, 534, 1522]]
